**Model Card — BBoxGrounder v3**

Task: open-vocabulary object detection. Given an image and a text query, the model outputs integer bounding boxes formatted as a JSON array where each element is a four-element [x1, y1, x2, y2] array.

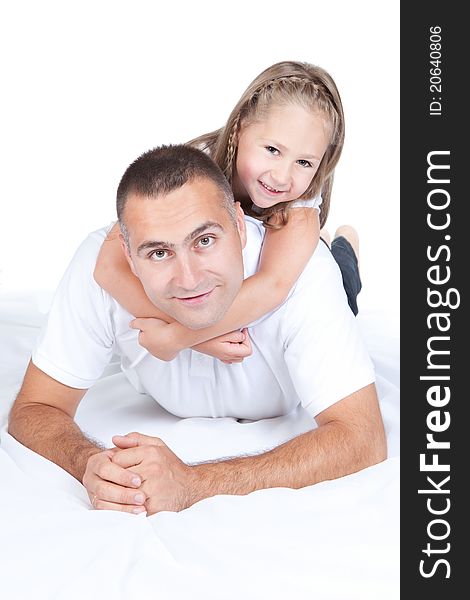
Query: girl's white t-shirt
[[252, 194, 322, 214]]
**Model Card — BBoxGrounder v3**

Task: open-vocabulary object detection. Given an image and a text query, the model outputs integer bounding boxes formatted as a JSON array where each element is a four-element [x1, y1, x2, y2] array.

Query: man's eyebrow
[[137, 240, 174, 254], [187, 221, 224, 243], [136, 221, 225, 255]]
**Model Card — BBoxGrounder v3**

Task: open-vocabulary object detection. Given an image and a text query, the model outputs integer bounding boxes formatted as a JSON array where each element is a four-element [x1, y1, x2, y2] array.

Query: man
[[8, 144, 386, 516]]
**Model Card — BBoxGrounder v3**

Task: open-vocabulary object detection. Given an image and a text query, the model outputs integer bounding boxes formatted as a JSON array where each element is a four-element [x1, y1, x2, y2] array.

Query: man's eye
[[297, 159, 313, 168], [197, 236, 214, 248], [150, 249, 168, 261]]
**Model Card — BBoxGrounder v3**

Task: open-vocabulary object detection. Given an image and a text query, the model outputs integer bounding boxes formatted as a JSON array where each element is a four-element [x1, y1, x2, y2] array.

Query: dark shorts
[[322, 236, 362, 316]]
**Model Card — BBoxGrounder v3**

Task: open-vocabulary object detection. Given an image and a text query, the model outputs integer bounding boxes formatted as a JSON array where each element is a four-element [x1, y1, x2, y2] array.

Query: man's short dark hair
[[116, 144, 236, 239]]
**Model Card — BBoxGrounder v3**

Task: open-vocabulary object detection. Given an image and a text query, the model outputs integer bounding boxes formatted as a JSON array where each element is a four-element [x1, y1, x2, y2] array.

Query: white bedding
[[0, 293, 400, 599]]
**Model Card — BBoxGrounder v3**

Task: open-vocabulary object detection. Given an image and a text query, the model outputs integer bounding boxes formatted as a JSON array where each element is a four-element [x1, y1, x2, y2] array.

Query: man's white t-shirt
[[32, 217, 375, 421]]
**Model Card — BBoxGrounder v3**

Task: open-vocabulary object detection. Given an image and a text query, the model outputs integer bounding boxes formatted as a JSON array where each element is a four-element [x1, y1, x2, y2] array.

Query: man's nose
[[172, 254, 202, 291]]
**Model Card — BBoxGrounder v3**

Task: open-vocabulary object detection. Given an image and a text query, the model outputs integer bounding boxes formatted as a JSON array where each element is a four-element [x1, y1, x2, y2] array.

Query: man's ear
[[119, 233, 138, 277], [234, 202, 247, 249]]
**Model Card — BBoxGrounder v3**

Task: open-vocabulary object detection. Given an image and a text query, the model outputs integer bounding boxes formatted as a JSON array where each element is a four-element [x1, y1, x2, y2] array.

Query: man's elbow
[[355, 387, 388, 468], [7, 401, 27, 441], [363, 425, 388, 467], [344, 418, 387, 472]]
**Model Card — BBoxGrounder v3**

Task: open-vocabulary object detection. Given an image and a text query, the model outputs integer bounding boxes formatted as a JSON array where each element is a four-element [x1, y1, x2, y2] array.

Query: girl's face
[[233, 103, 330, 209]]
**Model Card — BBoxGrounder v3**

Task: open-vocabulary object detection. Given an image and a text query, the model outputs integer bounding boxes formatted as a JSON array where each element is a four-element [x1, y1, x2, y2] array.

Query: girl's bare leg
[[320, 228, 331, 247], [334, 225, 360, 269]]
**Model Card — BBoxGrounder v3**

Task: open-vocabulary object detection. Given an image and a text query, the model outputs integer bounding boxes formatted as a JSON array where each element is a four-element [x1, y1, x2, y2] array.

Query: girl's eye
[[265, 146, 279, 155], [150, 249, 169, 261], [297, 159, 313, 168]]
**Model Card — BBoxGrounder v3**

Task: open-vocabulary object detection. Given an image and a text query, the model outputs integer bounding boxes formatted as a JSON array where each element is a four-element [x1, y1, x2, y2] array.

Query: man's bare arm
[[8, 361, 144, 512], [192, 383, 386, 500], [8, 361, 100, 481], [111, 383, 387, 514]]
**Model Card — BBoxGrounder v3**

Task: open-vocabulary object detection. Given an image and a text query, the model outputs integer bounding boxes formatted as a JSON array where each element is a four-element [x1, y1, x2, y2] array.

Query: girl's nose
[[270, 162, 292, 187]]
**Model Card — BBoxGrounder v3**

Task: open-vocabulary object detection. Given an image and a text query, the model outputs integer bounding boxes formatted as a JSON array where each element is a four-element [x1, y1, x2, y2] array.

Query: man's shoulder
[[294, 240, 341, 288], [78, 224, 114, 256], [243, 222, 343, 330], [32, 224, 118, 389], [243, 214, 336, 265], [243, 216, 339, 287], [52, 224, 115, 307], [66, 224, 114, 277], [282, 241, 344, 318]]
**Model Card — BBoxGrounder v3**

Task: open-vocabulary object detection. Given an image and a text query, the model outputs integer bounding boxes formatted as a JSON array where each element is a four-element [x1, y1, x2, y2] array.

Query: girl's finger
[[130, 318, 145, 330]]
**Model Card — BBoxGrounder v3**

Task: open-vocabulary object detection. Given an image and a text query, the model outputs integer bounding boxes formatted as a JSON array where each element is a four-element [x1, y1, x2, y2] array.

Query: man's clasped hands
[[83, 432, 200, 517]]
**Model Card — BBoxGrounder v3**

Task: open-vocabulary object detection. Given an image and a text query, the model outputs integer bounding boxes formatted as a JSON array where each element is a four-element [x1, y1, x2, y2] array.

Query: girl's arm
[[139, 206, 321, 357], [94, 223, 252, 362], [93, 224, 257, 362], [95, 210, 320, 360], [202, 206, 320, 330], [93, 222, 172, 320]]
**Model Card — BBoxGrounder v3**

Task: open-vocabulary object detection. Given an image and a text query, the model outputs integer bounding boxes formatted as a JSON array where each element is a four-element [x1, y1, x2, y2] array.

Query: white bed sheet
[[0, 293, 400, 599]]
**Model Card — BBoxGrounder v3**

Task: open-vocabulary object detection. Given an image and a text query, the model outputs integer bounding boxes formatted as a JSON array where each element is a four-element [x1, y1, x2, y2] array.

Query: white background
[[0, 0, 399, 313]]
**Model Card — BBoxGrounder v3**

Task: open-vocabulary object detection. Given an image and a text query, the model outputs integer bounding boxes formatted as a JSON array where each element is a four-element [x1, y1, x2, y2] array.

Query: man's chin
[[175, 313, 223, 331], [156, 289, 239, 331], [170, 303, 230, 331]]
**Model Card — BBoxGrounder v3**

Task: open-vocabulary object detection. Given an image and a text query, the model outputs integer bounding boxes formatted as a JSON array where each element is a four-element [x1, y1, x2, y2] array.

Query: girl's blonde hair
[[188, 60, 345, 228]]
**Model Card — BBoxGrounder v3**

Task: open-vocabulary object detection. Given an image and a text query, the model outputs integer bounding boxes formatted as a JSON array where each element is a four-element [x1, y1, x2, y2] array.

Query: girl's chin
[[252, 201, 273, 210], [251, 192, 278, 210], [253, 181, 291, 208], [252, 197, 283, 210]]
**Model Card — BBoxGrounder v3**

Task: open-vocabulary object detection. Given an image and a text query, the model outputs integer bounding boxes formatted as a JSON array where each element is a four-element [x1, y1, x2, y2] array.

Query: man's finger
[[92, 481, 147, 506], [114, 432, 165, 447], [92, 497, 147, 515], [112, 445, 160, 469], [93, 455, 142, 488], [112, 435, 140, 449]]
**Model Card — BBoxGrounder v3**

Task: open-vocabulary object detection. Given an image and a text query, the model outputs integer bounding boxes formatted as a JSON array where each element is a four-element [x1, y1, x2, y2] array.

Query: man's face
[[121, 177, 246, 330]]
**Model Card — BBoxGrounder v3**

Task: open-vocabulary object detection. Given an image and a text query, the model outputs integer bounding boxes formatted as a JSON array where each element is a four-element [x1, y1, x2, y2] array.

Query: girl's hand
[[131, 318, 183, 361], [131, 318, 253, 364], [192, 328, 252, 364]]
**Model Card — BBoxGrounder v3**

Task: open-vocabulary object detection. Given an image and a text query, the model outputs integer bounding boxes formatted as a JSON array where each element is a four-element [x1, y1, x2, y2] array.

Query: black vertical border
[[401, 1, 466, 596]]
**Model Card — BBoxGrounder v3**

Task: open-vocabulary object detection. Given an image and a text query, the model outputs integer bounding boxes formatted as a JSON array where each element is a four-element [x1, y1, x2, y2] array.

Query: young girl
[[94, 60, 346, 363]]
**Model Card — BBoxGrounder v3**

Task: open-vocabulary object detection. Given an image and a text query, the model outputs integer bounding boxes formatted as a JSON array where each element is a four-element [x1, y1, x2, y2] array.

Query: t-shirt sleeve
[[290, 193, 323, 211], [32, 229, 115, 389], [281, 245, 375, 419]]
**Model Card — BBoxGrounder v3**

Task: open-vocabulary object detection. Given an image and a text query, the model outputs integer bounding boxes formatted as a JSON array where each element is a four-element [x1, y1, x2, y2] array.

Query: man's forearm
[[192, 419, 386, 502], [8, 403, 102, 482]]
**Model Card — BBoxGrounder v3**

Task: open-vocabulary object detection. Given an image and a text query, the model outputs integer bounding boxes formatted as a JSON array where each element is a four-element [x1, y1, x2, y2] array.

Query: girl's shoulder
[[290, 193, 323, 210], [249, 193, 322, 217]]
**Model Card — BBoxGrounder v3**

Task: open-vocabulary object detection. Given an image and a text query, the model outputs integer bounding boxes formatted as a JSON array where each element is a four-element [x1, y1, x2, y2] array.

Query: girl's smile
[[232, 103, 331, 209]]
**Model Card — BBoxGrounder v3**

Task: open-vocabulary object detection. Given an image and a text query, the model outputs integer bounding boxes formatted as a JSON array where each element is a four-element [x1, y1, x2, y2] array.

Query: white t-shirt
[[32, 217, 374, 421], [251, 194, 322, 214]]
